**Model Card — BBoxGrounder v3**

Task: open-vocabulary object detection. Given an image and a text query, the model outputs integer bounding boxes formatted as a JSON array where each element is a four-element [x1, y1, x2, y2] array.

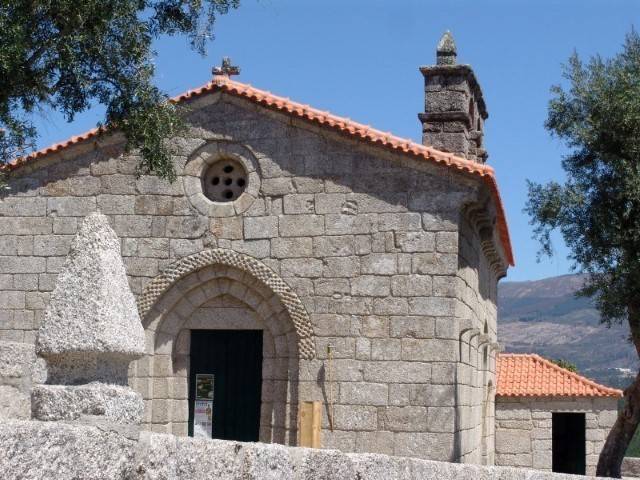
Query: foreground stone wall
[[0, 419, 609, 480], [495, 396, 618, 475], [622, 457, 640, 477], [0, 91, 505, 460]]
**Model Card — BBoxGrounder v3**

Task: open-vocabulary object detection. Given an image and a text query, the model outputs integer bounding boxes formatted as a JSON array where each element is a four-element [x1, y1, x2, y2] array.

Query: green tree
[[551, 358, 578, 373], [526, 30, 640, 477], [0, 0, 239, 184]]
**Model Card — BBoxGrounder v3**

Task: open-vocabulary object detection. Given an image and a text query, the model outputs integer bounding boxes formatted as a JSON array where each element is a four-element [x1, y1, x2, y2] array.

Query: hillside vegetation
[[498, 274, 637, 388]]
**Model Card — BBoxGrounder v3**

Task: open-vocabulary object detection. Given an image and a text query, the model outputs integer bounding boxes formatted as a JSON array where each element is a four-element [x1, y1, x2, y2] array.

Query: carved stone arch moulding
[[137, 248, 316, 360]]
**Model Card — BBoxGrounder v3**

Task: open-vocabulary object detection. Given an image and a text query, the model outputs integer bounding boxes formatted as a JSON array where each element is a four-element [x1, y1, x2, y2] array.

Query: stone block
[[113, 215, 153, 237], [313, 236, 355, 257], [33, 235, 73, 256], [0, 420, 137, 479], [281, 258, 323, 278], [433, 276, 457, 297], [322, 257, 360, 278], [436, 232, 458, 253], [378, 406, 428, 431], [53, 217, 78, 235], [0, 385, 30, 419], [262, 178, 294, 196], [495, 430, 531, 454], [361, 316, 389, 338], [311, 314, 351, 337], [315, 193, 346, 214], [390, 316, 435, 339], [378, 213, 421, 232], [166, 216, 207, 239], [410, 384, 455, 407], [313, 278, 349, 297], [340, 382, 388, 406], [96, 195, 136, 214], [395, 232, 435, 253], [32, 384, 143, 424], [364, 361, 431, 384], [411, 253, 457, 275], [351, 276, 390, 297], [371, 338, 402, 361], [0, 197, 46, 217], [393, 431, 455, 460], [293, 177, 324, 193], [243, 216, 277, 239], [355, 431, 395, 455], [401, 338, 456, 362], [271, 237, 313, 258], [361, 254, 397, 275], [279, 215, 324, 237], [408, 297, 456, 316], [48, 197, 97, 217], [230, 240, 270, 259], [372, 297, 408, 315], [208, 217, 242, 240], [0, 217, 52, 235], [325, 214, 377, 235], [0, 256, 46, 274], [333, 405, 378, 431], [390, 275, 432, 297]]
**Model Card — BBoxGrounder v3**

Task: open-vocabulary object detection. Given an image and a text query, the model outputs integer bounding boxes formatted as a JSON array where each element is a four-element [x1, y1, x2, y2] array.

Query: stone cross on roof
[[213, 57, 240, 77]]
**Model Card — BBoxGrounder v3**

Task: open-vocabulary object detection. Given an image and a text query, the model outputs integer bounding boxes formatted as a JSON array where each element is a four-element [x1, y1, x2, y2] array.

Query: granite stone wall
[[495, 396, 619, 476], [456, 215, 499, 464], [0, 418, 612, 480], [0, 91, 505, 461]]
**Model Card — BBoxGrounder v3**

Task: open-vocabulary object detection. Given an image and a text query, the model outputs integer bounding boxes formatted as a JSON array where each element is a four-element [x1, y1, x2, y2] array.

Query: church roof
[[5, 75, 513, 266], [496, 353, 623, 398]]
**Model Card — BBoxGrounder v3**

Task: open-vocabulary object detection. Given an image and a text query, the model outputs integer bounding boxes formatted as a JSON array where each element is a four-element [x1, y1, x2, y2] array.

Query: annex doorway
[[188, 330, 263, 442], [552, 412, 586, 475]]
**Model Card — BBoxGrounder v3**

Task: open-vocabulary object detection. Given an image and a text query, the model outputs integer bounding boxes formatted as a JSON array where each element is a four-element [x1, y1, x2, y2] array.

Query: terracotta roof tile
[[4, 75, 514, 266], [497, 353, 622, 398]]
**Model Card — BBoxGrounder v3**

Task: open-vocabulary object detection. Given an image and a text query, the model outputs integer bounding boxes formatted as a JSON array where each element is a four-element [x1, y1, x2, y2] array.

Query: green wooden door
[[188, 330, 263, 442]]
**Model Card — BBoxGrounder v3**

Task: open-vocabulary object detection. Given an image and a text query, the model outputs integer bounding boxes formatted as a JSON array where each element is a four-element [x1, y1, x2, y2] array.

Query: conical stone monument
[[32, 212, 146, 424]]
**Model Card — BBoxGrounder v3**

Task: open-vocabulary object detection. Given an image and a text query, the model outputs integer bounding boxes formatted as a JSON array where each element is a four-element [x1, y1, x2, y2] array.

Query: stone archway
[[130, 249, 315, 445], [137, 249, 315, 360]]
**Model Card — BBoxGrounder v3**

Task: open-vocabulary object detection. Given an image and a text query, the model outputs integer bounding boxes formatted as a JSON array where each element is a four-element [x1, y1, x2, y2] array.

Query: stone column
[[31, 212, 146, 425]]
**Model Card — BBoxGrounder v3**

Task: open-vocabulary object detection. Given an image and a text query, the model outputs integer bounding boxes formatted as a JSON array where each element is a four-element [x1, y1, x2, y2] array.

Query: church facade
[[2, 35, 513, 464]]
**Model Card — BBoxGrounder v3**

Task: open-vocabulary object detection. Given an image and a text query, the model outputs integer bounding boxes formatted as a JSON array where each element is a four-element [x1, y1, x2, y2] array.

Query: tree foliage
[[526, 30, 640, 327], [551, 358, 578, 373], [0, 0, 239, 183], [526, 30, 640, 477]]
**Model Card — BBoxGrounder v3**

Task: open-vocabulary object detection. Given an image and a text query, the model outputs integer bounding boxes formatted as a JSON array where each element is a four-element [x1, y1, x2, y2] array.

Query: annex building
[[0, 33, 621, 476]]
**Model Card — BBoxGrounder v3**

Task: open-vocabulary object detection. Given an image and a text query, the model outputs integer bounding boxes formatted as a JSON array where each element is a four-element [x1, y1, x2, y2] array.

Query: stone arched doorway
[[130, 249, 315, 445]]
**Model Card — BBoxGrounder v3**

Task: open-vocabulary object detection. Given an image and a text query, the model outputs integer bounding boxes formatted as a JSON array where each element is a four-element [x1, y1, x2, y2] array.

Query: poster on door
[[194, 400, 213, 438], [194, 374, 214, 438], [196, 374, 214, 400]]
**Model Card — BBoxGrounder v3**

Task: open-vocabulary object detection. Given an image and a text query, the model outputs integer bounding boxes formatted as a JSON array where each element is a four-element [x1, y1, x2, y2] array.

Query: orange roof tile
[[4, 75, 514, 266], [497, 353, 622, 398]]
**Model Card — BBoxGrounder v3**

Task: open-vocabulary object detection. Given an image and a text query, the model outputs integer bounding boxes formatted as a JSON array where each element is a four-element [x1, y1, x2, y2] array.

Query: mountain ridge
[[498, 273, 637, 388]]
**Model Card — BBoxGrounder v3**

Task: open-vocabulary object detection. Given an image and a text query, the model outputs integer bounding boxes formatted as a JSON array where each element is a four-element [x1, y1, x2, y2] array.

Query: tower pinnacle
[[436, 31, 457, 65]]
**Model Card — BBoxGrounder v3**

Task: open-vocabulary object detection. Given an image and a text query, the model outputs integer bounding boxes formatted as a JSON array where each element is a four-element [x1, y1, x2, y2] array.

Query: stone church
[[0, 33, 621, 476]]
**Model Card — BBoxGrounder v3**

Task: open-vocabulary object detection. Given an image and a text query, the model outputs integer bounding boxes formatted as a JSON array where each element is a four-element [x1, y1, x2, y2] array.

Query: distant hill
[[498, 274, 637, 388]]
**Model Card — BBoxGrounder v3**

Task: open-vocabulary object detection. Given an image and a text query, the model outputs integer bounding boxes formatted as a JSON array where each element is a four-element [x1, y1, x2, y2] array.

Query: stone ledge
[[32, 383, 143, 424], [0, 419, 612, 480]]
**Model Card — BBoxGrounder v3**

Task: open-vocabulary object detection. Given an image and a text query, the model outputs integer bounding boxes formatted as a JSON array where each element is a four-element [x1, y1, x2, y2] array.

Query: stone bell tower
[[419, 31, 489, 163]]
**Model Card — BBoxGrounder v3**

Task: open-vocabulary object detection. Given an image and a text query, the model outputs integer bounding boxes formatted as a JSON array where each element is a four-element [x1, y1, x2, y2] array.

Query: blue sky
[[30, 0, 640, 281]]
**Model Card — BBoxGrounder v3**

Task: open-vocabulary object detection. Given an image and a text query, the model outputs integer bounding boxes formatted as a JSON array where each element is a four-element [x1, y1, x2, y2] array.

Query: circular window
[[202, 158, 248, 202]]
